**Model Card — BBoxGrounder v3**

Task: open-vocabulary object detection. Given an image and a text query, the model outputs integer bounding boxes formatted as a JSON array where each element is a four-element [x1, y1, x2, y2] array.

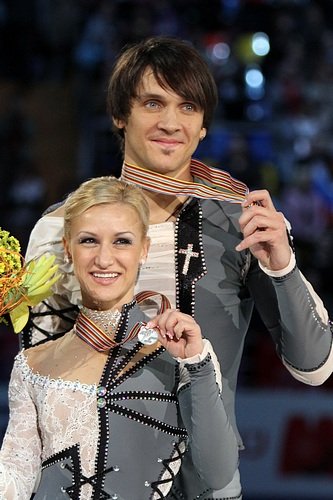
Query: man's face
[[114, 69, 206, 180]]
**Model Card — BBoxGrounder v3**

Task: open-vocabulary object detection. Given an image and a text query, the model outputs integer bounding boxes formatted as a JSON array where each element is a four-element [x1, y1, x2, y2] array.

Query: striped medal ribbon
[[74, 291, 171, 351], [122, 159, 248, 203]]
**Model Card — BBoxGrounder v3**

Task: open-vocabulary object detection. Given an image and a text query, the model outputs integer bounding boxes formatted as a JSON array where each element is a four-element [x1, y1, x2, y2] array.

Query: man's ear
[[199, 128, 207, 141], [113, 117, 126, 130]]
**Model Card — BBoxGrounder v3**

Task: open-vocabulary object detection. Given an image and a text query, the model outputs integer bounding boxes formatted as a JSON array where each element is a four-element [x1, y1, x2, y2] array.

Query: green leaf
[[9, 303, 30, 333]]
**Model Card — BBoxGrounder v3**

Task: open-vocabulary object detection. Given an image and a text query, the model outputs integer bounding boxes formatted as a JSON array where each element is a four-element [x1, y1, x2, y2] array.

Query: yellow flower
[[0, 228, 60, 333], [0, 229, 21, 286]]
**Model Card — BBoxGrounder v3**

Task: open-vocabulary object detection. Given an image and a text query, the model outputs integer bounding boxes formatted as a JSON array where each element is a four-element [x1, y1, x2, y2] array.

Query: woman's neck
[[81, 306, 122, 337]]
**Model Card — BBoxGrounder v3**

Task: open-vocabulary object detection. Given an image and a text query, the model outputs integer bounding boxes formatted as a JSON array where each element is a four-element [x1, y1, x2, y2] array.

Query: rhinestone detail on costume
[[81, 307, 122, 336]]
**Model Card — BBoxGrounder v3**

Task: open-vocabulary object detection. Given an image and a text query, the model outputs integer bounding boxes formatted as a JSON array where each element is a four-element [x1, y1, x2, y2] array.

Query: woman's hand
[[146, 309, 204, 359]]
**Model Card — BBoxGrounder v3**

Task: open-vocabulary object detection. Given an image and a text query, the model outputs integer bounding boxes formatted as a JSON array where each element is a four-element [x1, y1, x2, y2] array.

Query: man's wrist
[[259, 250, 296, 278]]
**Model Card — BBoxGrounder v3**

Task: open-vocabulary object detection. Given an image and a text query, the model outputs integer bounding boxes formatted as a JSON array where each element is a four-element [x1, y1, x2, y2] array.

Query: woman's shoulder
[[16, 334, 98, 394], [24, 333, 69, 372]]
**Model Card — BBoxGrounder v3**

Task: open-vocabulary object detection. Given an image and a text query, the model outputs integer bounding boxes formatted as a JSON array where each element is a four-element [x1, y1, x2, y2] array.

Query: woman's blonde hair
[[63, 176, 149, 240]]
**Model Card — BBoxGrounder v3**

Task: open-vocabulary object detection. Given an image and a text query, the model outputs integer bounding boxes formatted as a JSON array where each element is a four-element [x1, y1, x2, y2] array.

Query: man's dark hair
[[107, 36, 218, 140]]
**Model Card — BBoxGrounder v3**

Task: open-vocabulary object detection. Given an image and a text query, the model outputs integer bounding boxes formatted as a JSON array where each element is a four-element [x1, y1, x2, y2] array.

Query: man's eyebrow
[[135, 92, 198, 105], [135, 92, 165, 101]]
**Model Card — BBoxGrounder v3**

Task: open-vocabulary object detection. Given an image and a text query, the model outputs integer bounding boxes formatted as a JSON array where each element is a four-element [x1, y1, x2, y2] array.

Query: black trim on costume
[[175, 199, 207, 315], [151, 440, 187, 498], [42, 441, 117, 499], [93, 401, 110, 499], [42, 445, 82, 499], [107, 343, 166, 391], [20, 301, 78, 349], [107, 402, 186, 437], [108, 390, 178, 404]]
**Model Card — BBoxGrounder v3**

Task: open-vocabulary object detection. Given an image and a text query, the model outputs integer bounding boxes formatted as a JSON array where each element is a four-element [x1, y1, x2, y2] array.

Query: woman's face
[[64, 202, 149, 311]]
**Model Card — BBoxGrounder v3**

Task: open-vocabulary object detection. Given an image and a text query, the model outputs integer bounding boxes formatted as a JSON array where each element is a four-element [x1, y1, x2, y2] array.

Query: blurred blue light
[[206, 42, 231, 64], [212, 42, 230, 61], [252, 32, 270, 57], [245, 68, 264, 88]]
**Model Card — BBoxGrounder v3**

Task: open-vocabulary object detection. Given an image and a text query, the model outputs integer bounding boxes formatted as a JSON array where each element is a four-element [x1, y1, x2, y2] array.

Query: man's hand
[[146, 309, 204, 359], [236, 190, 291, 271]]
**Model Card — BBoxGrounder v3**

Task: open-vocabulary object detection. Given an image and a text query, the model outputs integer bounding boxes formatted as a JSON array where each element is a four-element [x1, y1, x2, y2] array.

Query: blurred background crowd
[[1, 0, 333, 497]]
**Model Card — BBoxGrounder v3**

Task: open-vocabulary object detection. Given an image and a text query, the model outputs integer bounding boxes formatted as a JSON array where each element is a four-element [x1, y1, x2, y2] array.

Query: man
[[24, 37, 333, 499]]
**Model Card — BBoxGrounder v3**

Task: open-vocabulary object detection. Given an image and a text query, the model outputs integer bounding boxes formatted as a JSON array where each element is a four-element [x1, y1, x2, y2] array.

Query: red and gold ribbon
[[122, 159, 248, 203], [75, 291, 171, 352]]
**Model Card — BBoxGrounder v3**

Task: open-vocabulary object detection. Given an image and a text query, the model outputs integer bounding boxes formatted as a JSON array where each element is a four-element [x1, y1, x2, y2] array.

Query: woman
[[0, 177, 238, 499]]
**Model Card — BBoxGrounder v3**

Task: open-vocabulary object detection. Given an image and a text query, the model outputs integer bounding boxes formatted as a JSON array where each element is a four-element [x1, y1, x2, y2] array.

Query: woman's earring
[[64, 254, 70, 264]]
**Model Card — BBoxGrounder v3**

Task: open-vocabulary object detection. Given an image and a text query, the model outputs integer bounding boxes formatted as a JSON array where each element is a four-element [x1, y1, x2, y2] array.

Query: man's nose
[[157, 106, 181, 132]]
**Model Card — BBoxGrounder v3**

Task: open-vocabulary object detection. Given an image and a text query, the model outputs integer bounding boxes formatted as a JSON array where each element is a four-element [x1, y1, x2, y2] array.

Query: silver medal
[[137, 324, 159, 345]]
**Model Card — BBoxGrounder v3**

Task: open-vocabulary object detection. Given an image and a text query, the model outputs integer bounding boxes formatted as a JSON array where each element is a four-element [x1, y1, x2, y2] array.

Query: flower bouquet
[[0, 227, 60, 333]]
